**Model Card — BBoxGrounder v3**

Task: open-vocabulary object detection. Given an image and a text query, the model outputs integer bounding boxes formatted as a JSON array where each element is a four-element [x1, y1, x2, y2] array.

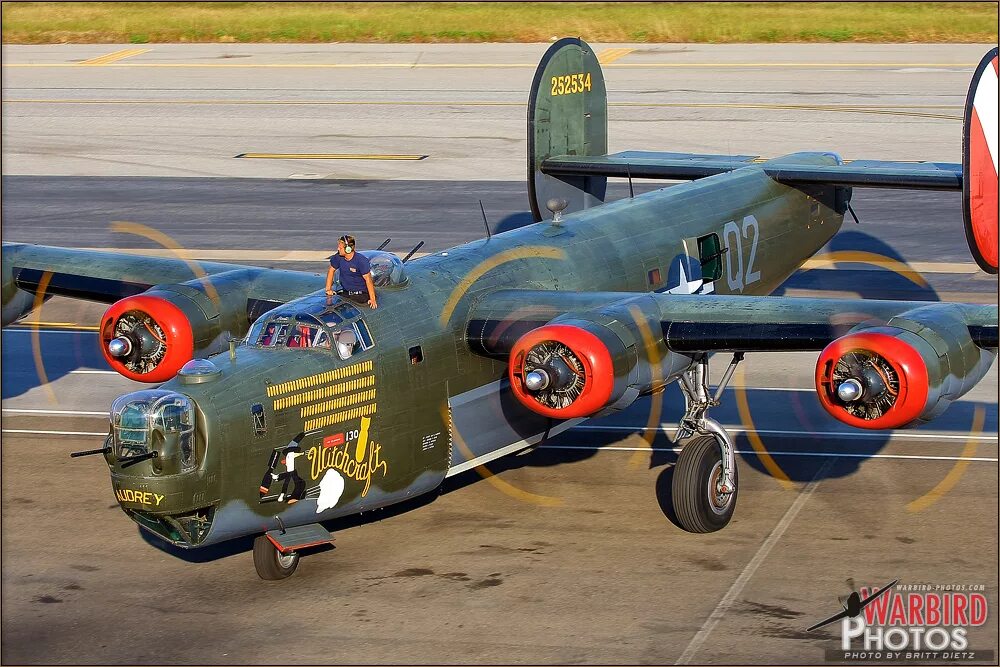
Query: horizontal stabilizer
[[542, 151, 759, 180], [764, 160, 962, 190], [543, 152, 962, 190]]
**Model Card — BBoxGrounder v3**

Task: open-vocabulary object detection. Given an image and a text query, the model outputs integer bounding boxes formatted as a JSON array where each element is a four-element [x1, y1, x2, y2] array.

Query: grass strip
[[2, 2, 997, 44]]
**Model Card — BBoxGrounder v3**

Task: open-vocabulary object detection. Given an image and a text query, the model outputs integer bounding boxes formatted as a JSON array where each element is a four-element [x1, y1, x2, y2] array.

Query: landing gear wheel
[[672, 435, 738, 533], [253, 535, 300, 580]]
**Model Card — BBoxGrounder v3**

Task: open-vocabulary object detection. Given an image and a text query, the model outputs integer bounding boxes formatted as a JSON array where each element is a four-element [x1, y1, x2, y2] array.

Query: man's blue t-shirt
[[330, 253, 372, 292]]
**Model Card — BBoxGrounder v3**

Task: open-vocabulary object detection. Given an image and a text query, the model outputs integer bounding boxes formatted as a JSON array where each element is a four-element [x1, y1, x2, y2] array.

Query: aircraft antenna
[[626, 163, 634, 199], [402, 241, 424, 263], [847, 203, 861, 224], [479, 200, 492, 241], [377, 238, 392, 250]]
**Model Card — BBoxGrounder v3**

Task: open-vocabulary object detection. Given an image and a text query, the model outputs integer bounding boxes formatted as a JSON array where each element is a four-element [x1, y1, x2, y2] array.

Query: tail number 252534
[[551, 72, 593, 96]]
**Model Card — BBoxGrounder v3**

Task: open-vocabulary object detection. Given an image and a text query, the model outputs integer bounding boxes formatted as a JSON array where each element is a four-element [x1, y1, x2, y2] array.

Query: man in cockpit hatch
[[325, 235, 378, 309]]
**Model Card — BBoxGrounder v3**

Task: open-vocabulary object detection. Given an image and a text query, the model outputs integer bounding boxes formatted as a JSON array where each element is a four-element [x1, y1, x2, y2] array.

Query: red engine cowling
[[101, 294, 195, 383], [815, 331, 930, 430], [508, 324, 617, 419]]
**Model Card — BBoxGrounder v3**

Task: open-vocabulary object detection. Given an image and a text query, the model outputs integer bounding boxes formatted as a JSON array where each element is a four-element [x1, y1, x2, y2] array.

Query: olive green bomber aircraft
[[2, 40, 998, 580]]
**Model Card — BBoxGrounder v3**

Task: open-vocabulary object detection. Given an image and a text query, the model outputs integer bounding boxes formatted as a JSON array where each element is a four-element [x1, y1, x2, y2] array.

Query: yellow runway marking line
[[3, 61, 976, 69], [597, 48, 634, 64], [78, 48, 151, 66], [10, 321, 100, 331], [235, 153, 427, 160]]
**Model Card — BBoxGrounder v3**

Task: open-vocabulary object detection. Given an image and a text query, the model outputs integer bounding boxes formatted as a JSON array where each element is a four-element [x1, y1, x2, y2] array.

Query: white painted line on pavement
[[572, 425, 998, 442], [675, 459, 835, 665], [541, 444, 998, 463]]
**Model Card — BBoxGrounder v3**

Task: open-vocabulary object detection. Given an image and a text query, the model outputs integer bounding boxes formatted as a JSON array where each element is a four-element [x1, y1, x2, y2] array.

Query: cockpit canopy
[[330, 250, 407, 289], [246, 294, 375, 360]]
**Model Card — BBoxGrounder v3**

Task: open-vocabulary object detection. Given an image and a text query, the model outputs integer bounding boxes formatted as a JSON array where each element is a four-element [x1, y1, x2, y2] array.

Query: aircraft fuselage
[[108, 153, 847, 548]]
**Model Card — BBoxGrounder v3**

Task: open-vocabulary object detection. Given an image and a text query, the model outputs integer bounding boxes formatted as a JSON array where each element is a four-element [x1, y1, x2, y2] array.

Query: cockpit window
[[246, 294, 374, 356], [286, 324, 330, 349]]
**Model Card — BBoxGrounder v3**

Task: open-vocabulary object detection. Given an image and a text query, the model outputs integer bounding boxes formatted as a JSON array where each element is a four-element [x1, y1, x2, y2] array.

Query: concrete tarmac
[[1, 43, 998, 665], [2, 43, 993, 180]]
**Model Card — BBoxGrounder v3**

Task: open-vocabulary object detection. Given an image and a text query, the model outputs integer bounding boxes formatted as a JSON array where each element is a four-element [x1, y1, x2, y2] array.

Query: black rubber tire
[[253, 535, 300, 580], [672, 435, 738, 533]]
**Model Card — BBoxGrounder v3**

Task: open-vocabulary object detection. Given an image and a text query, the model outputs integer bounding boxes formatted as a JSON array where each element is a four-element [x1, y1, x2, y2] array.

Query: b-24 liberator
[[2, 40, 997, 579]]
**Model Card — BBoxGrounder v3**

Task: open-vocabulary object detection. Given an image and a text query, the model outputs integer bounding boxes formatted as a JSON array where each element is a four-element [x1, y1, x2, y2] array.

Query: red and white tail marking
[[964, 50, 999, 274]]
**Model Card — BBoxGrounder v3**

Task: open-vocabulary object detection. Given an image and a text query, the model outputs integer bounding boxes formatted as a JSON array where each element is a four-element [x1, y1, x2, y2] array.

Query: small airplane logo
[[807, 579, 899, 631]]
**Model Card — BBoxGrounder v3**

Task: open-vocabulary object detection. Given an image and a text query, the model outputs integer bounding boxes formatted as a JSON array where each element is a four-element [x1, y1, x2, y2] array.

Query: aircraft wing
[[806, 608, 851, 633], [3, 243, 322, 314], [543, 153, 964, 190], [466, 290, 997, 428], [2, 243, 325, 380], [467, 290, 998, 353]]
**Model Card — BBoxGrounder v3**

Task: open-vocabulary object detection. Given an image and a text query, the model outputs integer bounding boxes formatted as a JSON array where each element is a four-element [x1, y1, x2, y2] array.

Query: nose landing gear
[[253, 535, 300, 580], [252, 522, 336, 580], [671, 353, 743, 533]]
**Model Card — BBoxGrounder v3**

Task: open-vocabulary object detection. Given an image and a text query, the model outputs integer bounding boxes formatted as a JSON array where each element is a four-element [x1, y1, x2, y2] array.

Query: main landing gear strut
[[671, 353, 744, 533]]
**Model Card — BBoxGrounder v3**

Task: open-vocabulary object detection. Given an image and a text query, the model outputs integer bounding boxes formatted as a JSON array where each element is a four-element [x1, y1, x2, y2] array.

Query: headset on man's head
[[339, 235, 355, 254]]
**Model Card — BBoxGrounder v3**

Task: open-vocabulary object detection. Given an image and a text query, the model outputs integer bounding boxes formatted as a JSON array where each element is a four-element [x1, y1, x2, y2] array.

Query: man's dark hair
[[339, 234, 357, 248]]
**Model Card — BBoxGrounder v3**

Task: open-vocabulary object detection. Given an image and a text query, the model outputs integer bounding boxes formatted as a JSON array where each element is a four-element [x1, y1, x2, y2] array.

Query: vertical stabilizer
[[527, 38, 608, 222], [963, 47, 999, 274]]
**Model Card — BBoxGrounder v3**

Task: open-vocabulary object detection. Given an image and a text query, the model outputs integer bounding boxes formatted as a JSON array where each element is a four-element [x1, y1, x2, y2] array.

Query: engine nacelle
[[815, 304, 996, 429], [506, 307, 694, 419], [509, 323, 623, 419], [100, 270, 260, 382]]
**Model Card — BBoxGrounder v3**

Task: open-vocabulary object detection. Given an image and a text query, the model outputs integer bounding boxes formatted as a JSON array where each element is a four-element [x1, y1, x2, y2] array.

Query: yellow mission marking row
[[305, 403, 378, 433], [267, 359, 373, 397], [273, 375, 376, 411], [301, 389, 377, 418]]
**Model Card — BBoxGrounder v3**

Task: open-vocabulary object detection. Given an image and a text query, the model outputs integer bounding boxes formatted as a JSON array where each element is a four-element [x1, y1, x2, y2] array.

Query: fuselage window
[[409, 345, 423, 365], [697, 233, 725, 282], [355, 319, 374, 350]]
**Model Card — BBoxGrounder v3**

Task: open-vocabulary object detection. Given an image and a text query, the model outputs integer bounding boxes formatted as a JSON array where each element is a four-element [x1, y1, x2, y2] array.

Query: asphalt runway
[[1, 43, 998, 665]]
